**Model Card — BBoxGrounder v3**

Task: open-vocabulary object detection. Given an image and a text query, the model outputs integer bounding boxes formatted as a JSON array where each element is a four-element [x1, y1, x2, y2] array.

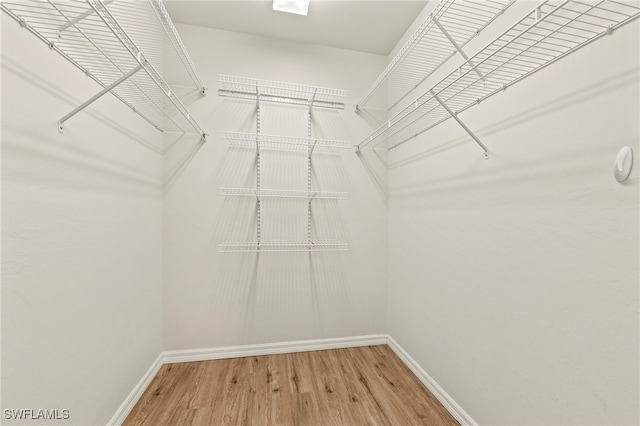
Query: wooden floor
[[123, 345, 459, 426]]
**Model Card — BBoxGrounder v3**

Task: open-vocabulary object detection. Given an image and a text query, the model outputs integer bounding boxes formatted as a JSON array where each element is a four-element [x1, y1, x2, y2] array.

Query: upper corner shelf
[[356, 0, 515, 111], [1, 0, 206, 139], [218, 75, 347, 110], [358, 0, 640, 151]]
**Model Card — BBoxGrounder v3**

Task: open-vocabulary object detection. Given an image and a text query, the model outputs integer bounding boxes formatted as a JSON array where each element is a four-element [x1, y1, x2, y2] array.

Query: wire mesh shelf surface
[[219, 187, 348, 200], [222, 132, 351, 153], [357, 0, 515, 110], [218, 75, 347, 109], [219, 240, 349, 253], [358, 0, 640, 151], [1, 0, 205, 136]]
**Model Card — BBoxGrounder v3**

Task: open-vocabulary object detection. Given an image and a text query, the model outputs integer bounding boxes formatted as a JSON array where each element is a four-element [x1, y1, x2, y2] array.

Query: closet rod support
[[432, 92, 489, 158], [432, 17, 485, 82], [58, 63, 143, 133]]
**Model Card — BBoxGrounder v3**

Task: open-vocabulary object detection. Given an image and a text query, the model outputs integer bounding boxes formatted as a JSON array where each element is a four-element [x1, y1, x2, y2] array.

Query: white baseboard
[[107, 353, 163, 426], [163, 334, 388, 364], [110, 334, 473, 426], [386, 335, 477, 426]]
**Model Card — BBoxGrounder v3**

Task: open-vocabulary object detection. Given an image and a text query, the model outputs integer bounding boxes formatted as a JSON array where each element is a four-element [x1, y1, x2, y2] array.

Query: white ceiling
[[164, 1, 428, 56]]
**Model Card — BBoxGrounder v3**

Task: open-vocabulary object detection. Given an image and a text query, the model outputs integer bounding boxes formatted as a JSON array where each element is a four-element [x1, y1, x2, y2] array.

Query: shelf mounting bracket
[[58, 63, 143, 133], [432, 91, 489, 158], [433, 17, 486, 83], [308, 88, 317, 115]]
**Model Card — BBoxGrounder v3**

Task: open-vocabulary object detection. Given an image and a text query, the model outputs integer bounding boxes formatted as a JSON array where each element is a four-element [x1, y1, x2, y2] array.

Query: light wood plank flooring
[[123, 345, 459, 425]]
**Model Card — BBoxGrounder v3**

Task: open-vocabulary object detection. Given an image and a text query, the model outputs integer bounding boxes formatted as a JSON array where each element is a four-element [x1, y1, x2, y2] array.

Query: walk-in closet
[[1, 0, 638, 424]]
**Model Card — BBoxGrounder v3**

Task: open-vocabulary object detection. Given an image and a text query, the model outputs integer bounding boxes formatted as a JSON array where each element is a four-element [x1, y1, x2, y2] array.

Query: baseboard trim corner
[[107, 353, 163, 426], [386, 335, 477, 426], [109, 334, 471, 426], [162, 334, 388, 364]]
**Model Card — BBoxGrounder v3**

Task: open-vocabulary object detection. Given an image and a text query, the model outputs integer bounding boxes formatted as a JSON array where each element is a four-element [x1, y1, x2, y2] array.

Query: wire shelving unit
[[218, 75, 349, 253], [218, 75, 346, 110], [357, 0, 640, 155], [356, 0, 515, 111], [1, 0, 207, 139], [222, 132, 350, 153]]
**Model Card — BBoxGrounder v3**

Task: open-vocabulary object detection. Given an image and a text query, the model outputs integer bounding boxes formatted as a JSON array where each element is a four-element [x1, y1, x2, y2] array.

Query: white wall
[[386, 9, 640, 426], [163, 25, 388, 350], [1, 14, 164, 425], [4, 3, 636, 424]]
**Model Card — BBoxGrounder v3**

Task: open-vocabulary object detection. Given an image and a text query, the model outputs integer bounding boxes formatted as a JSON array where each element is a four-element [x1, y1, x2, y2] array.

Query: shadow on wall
[[171, 86, 205, 106], [352, 105, 389, 203], [213, 251, 355, 343], [2, 56, 164, 154], [355, 106, 388, 131], [163, 99, 256, 192], [387, 68, 639, 172], [2, 61, 165, 199], [163, 135, 205, 192], [1, 126, 162, 199], [356, 148, 388, 203], [386, 67, 640, 209]]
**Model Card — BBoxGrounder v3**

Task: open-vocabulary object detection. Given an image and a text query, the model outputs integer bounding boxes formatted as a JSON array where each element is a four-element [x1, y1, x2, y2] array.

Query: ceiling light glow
[[273, 0, 310, 16]]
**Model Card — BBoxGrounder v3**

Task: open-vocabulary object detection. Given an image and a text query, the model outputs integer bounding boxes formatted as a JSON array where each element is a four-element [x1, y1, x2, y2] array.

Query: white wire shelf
[[219, 240, 349, 253], [1, 0, 206, 138], [218, 75, 347, 110], [356, 0, 515, 111], [219, 187, 348, 200], [358, 0, 640, 151], [222, 131, 351, 153]]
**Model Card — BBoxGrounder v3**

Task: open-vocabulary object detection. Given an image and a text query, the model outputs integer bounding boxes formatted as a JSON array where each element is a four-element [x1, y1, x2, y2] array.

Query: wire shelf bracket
[[357, 0, 640, 154], [432, 91, 489, 158], [58, 62, 142, 133], [1, 0, 208, 141]]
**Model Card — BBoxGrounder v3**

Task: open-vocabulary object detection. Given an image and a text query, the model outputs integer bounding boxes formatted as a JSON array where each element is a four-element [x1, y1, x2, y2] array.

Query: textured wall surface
[[1, 14, 164, 425], [386, 7, 640, 424]]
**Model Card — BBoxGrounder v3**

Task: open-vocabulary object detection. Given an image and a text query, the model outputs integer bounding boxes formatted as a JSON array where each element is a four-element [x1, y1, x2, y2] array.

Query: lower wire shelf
[[219, 240, 349, 253]]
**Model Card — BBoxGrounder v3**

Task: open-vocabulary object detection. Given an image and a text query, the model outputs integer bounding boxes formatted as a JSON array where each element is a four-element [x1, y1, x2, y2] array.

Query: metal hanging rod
[[357, 0, 640, 152], [219, 188, 348, 200], [356, 0, 515, 111], [218, 75, 347, 110], [1, 0, 207, 140], [219, 240, 349, 253], [222, 132, 351, 153]]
